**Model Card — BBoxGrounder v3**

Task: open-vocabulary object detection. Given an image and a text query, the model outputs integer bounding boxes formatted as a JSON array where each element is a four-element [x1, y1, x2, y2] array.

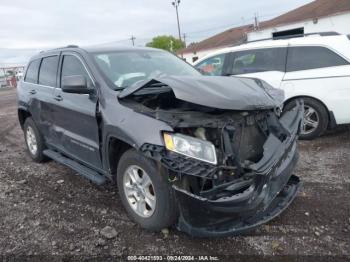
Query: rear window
[[24, 59, 41, 84], [38, 56, 59, 87], [229, 48, 287, 75], [286, 46, 349, 72]]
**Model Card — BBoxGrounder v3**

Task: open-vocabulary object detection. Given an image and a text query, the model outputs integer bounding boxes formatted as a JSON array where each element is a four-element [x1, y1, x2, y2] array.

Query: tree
[[146, 35, 185, 53]]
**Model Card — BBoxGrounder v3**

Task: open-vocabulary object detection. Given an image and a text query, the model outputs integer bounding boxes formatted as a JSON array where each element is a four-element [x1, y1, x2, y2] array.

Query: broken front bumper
[[173, 103, 304, 237]]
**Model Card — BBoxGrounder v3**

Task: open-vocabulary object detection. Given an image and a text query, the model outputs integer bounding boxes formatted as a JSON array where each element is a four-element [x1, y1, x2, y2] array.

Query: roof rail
[[245, 31, 340, 44], [66, 45, 79, 48], [38, 45, 79, 54]]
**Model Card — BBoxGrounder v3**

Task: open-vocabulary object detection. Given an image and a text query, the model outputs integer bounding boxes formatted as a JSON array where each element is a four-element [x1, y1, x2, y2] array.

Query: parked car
[[17, 45, 303, 237], [194, 33, 350, 140]]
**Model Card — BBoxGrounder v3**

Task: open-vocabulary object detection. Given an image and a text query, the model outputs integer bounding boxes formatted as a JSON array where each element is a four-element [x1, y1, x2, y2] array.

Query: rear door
[[23, 55, 58, 143], [227, 47, 288, 88], [51, 52, 102, 169], [282, 45, 350, 124]]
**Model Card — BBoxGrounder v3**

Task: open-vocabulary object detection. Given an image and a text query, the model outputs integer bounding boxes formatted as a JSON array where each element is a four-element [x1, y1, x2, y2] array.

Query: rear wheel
[[23, 118, 47, 162], [284, 97, 329, 140], [117, 149, 178, 231]]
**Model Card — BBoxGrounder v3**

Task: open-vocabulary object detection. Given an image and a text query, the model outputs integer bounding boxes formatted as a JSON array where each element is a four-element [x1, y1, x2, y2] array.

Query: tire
[[23, 117, 47, 162], [117, 149, 178, 231], [284, 97, 329, 140]]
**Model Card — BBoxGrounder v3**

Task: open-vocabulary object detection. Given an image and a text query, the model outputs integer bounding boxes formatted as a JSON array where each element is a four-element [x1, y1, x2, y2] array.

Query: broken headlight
[[163, 133, 217, 165]]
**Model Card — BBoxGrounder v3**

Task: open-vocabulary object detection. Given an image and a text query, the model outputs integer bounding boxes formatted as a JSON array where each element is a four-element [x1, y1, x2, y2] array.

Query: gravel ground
[[0, 88, 349, 261]]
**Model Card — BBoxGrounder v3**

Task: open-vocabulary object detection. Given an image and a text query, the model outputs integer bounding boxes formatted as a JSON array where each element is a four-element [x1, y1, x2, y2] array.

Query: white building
[[180, 0, 350, 64]]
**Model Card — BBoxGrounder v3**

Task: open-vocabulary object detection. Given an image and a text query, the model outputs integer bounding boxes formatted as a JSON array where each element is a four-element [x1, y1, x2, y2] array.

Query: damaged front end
[[120, 76, 304, 237]]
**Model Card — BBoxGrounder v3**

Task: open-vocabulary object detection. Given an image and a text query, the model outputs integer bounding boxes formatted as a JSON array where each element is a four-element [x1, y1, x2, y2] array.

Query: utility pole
[[183, 33, 187, 47], [254, 13, 260, 30], [130, 35, 136, 46], [172, 0, 182, 42]]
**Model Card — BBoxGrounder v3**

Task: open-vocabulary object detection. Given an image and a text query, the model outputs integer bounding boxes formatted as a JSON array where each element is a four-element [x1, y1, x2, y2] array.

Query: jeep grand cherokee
[[17, 45, 303, 237]]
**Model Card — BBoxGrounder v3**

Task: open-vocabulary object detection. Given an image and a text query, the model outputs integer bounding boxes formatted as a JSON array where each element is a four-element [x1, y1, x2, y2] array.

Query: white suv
[[194, 33, 350, 139]]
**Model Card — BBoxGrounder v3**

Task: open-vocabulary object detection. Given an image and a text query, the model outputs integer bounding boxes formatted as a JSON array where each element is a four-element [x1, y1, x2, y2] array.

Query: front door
[[51, 52, 102, 169]]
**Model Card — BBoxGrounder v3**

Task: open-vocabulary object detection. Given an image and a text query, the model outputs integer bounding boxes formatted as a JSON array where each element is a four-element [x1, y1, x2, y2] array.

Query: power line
[[185, 20, 251, 36], [88, 11, 284, 49], [181, 11, 282, 36]]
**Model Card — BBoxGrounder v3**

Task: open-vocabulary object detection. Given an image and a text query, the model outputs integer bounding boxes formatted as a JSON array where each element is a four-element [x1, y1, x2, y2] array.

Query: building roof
[[180, 24, 253, 55], [181, 0, 350, 54], [259, 0, 350, 30]]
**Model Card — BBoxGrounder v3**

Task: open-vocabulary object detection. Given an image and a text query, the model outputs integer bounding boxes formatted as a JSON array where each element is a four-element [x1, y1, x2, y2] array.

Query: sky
[[0, 0, 313, 66]]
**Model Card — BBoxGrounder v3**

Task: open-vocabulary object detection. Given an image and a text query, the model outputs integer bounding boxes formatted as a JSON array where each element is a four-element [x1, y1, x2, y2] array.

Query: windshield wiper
[[118, 79, 170, 98], [113, 86, 128, 91]]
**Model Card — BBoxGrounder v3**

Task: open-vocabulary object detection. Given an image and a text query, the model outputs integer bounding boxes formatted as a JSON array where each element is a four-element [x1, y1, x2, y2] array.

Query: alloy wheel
[[26, 126, 38, 155], [123, 165, 156, 218], [302, 105, 319, 135]]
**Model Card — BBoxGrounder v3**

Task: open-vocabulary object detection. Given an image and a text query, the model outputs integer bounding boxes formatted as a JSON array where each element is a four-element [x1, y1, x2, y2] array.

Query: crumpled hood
[[118, 75, 284, 111]]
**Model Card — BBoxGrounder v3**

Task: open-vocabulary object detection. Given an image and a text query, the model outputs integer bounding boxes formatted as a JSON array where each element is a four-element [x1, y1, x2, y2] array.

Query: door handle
[[54, 95, 63, 101], [29, 90, 36, 95]]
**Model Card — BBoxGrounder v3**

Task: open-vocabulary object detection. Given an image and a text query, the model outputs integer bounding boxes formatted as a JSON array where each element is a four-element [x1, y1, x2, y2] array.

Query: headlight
[[163, 133, 217, 165]]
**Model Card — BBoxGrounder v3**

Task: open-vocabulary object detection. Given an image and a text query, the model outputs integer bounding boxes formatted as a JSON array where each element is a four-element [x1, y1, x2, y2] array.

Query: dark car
[[17, 45, 303, 237]]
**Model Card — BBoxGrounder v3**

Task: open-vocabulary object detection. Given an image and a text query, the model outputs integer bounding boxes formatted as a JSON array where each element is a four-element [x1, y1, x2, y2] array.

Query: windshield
[[93, 50, 201, 89]]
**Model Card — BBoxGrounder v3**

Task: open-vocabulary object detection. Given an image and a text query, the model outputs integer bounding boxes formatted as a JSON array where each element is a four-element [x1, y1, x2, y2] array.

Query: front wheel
[[117, 149, 178, 231], [284, 97, 329, 140]]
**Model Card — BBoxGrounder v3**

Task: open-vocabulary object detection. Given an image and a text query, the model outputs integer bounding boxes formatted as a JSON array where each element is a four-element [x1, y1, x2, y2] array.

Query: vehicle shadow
[[323, 124, 350, 137]]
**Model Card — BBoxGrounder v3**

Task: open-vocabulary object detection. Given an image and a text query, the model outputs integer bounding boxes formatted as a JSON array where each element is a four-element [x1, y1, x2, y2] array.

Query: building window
[[272, 28, 304, 39]]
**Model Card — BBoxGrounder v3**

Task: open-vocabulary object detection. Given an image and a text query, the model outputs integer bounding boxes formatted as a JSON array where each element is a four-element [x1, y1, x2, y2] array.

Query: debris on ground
[[100, 226, 119, 239]]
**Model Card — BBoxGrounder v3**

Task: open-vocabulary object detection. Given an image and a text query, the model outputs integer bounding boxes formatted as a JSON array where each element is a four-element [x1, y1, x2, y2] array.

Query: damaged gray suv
[[17, 45, 303, 237]]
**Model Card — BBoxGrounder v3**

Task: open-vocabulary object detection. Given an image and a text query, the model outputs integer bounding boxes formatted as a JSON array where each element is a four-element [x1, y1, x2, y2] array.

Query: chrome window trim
[[21, 80, 56, 89], [24, 55, 59, 88], [23, 52, 96, 88], [22, 80, 56, 89]]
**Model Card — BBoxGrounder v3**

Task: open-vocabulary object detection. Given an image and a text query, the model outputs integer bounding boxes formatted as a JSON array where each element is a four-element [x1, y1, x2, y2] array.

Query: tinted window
[[25, 59, 41, 83], [61, 55, 92, 87], [286, 46, 349, 72], [195, 54, 226, 76], [38, 56, 59, 87], [230, 48, 287, 75]]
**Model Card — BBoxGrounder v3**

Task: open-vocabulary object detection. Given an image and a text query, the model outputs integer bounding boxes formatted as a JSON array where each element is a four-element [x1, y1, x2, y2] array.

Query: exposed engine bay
[[119, 77, 303, 237], [121, 80, 292, 196]]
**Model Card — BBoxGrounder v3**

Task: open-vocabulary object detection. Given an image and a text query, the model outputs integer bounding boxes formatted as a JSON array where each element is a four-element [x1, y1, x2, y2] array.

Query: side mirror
[[62, 75, 91, 94]]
